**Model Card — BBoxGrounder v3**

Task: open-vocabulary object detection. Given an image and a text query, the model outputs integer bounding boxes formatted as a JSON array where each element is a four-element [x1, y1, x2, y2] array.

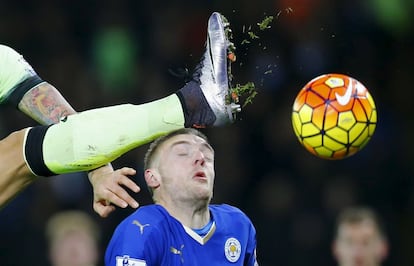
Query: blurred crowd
[[0, 0, 413, 265]]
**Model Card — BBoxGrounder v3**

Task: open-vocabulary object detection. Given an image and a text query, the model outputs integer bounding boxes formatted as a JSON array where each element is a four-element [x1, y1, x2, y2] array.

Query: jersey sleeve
[[0, 44, 44, 105], [105, 215, 164, 266], [245, 222, 259, 266]]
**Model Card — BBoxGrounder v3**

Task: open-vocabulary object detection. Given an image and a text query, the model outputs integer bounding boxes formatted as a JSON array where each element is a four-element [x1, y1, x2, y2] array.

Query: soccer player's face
[[333, 221, 387, 266], [156, 134, 215, 202]]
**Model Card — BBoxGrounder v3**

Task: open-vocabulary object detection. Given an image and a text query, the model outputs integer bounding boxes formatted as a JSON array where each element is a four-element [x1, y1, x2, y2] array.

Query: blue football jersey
[[105, 204, 258, 266]]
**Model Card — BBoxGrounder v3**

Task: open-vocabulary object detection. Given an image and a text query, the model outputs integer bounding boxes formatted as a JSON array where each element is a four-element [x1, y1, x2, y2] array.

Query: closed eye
[[173, 145, 190, 156]]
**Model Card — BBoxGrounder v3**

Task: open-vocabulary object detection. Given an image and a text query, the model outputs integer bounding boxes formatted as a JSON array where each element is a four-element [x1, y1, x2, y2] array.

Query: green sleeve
[[0, 45, 38, 104]]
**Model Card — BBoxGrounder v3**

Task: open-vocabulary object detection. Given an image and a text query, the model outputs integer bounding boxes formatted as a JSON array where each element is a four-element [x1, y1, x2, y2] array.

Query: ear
[[144, 169, 160, 189]]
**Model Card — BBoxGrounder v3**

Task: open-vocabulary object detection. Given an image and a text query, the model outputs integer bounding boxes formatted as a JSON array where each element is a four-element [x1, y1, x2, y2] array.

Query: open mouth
[[193, 171, 207, 181]]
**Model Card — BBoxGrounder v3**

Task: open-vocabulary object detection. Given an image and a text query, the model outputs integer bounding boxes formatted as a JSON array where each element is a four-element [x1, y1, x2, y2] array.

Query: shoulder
[[210, 204, 257, 244], [121, 204, 165, 221], [115, 205, 170, 232], [108, 205, 170, 250], [210, 204, 253, 224], [210, 203, 247, 215], [106, 205, 169, 265]]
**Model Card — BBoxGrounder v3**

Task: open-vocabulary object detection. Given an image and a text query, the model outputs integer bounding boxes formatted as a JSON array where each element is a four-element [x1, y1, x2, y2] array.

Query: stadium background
[[0, 0, 413, 265]]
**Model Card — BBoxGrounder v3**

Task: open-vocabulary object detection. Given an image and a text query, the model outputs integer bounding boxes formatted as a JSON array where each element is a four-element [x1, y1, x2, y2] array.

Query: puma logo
[[335, 78, 354, 106], [170, 245, 184, 263], [132, 220, 150, 235]]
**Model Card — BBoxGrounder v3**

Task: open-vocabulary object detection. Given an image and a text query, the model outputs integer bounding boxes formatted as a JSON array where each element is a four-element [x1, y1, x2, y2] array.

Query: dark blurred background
[[1, 0, 414, 265]]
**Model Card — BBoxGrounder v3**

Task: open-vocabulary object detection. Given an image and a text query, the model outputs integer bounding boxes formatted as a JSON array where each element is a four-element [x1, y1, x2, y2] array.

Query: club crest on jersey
[[224, 237, 241, 262]]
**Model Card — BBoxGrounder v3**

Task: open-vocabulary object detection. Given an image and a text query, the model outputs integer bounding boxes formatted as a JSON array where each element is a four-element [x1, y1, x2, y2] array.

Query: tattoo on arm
[[18, 83, 76, 125]]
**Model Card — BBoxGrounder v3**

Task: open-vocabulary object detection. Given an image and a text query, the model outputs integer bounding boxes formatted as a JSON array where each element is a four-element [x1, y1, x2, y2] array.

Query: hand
[[88, 164, 140, 217]]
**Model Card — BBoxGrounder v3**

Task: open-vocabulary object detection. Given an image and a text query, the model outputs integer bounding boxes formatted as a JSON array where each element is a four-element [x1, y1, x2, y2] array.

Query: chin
[[194, 189, 212, 202]]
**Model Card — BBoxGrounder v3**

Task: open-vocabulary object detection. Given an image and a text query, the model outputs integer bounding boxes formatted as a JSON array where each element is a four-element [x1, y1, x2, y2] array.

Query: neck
[[157, 199, 210, 229]]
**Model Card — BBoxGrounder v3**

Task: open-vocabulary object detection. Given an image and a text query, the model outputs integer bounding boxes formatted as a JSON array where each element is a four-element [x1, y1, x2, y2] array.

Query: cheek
[[159, 162, 189, 183], [208, 164, 215, 176]]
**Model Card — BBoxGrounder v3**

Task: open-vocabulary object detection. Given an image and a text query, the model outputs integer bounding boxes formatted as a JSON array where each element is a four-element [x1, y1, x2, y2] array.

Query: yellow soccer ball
[[292, 73, 377, 159]]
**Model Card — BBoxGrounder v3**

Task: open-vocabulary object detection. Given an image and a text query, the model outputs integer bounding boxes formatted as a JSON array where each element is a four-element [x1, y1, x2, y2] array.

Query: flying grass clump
[[228, 82, 257, 108]]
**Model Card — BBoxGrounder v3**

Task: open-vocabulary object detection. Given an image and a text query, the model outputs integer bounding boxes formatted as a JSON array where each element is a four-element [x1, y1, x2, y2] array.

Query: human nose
[[193, 150, 205, 166]]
